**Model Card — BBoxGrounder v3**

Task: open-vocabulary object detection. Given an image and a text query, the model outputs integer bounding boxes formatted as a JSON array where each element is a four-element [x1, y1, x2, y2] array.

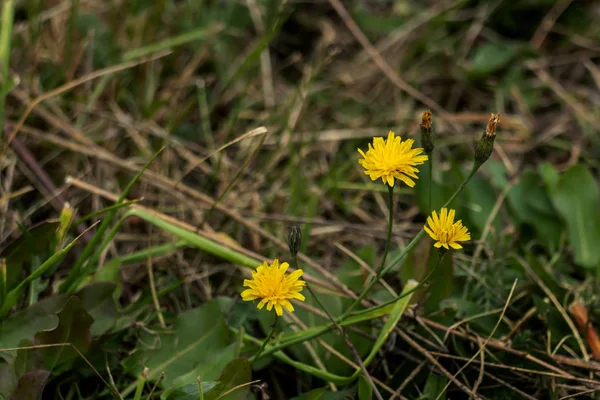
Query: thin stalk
[[339, 165, 478, 320], [0, 0, 15, 148], [292, 256, 384, 400], [257, 168, 478, 359], [427, 151, 433, 212], [251, 314, 278, 364], [377, 184, 394, 276]]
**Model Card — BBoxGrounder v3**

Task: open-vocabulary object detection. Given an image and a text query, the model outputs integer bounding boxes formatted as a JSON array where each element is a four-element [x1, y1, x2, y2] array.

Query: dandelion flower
[[358, 131, 428, 187], [241, 259, 306, 316], [424, 208, 471, 250]]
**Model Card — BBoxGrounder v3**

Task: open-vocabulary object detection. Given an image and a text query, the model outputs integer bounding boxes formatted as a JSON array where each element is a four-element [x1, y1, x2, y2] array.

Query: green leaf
[[161, 381, 218, 400], [204, 358, 251, 400], [466, 175, 502, 235], [422, 373, 447, 400], [5, 370, 50, 400], [548, 165, 600, 268], [1, 229, 87, 316], [0, 295, 68, 352], [468, 42, 527, 77], [34, 296, 94, 371], [362, 280, 418, 367], [508, 168, 563, 247], [13, 339, 42, 377], [0, 221, 59, 293], [357, 375, 372, 400], [75, 282, 120, 336], [122, 300, 235, 397], [290, 387, 326, 400]]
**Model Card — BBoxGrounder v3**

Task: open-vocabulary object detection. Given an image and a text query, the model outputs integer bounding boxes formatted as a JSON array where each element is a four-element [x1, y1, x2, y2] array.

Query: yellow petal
[[274, 303, 283, 316]]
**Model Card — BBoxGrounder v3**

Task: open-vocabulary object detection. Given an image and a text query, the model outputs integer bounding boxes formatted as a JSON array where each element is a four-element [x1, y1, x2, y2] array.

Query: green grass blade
[[122, 25, 220, 61], [59, 147, 164, 294], [0, 222, 95, 316], [73, 198, 142, 225], [0, 0, 15, 148]]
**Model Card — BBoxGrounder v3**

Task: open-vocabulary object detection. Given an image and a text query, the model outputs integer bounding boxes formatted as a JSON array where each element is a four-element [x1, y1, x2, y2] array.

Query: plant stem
[[377, 184, 394, 276], [292, 256, 384, 400], [251, 314, 278, 364], [339, 165, 477, 320], [427, 151, 433, 212], [0, 0, 15, 149]]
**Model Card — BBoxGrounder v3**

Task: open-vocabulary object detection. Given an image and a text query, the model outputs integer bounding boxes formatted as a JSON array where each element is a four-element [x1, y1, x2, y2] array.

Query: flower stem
[[251, 314, 278, 365], [427, 151, 433, 212], [292, 256, 384, 400], [377, 184, 394, 276], [340, 165, 477, 320], [256, 165, 478, 360]]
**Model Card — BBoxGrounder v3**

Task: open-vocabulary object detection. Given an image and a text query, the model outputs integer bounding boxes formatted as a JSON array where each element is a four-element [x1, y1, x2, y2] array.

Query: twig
[[531, 0, 573, 49], [326, 0, 458, 132], [434, 279, 518, 400]]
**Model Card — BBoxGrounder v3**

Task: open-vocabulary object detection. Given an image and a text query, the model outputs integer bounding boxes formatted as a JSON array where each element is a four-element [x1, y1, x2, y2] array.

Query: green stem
[[427, 151, 433, 212], [339, 164, 477, 320], [292, 256, 384, 400], [251, 314, 278, 364], [377, 184, 394, 276]]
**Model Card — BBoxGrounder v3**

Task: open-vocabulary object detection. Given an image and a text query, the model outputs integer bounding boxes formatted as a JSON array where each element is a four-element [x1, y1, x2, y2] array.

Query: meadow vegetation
[[1, 1, 600, 399]]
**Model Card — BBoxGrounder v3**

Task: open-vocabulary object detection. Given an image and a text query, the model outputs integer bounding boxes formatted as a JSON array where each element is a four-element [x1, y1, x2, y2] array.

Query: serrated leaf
[[34, 296, 94, 371]]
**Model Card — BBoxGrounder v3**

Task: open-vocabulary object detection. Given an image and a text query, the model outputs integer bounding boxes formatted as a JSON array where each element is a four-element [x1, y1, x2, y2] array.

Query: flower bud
[[420, 110, 434, 153], [474, 113, 499, 170], [56, 202, 74, 246], [287, 225, 302, 257]]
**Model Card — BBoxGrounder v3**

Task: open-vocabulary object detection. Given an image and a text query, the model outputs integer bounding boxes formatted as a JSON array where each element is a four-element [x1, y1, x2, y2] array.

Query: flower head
[[424, 208, 471, 250], [358, 131, 428, 187], [241, 259, 306, 316]]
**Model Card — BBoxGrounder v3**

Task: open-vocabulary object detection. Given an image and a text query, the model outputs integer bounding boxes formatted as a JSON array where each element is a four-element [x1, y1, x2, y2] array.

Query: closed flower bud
[[287, 225, 302, 257], [420, 110, 434, 153], [56, 202, 74, 246], [474, 113, 499, 170]]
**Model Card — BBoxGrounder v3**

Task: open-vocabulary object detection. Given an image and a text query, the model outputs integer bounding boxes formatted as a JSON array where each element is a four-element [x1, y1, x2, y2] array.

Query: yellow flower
[[358, 131, 428, 187], [241, 259, 306, 316], [424, 208, 471, 249]]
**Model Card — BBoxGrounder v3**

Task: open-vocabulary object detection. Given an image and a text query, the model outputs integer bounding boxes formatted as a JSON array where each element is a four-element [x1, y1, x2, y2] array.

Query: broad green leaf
[[76, 282, 120, 336], [290, 387, 326, 400], [161, 381, 218, 400], [5, 370, 50, 400], [13, 339, 41, 378], [291, 388, 355, 400], [548, 165, 600, 268], [357, 375, 372, 400], [468, 42, 528, 77], [508, 168, 562, 247], [465, 175, 502, 235], [422, 373, 447, 400], [34, 296, 94, 372], [204, 358, 251, 400], [121, 300, 234, 397], [0, 295, 68, 352]]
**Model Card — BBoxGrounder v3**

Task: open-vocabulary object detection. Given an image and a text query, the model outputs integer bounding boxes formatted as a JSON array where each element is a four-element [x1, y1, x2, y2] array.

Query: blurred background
[[1, 0, 600, 399]]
